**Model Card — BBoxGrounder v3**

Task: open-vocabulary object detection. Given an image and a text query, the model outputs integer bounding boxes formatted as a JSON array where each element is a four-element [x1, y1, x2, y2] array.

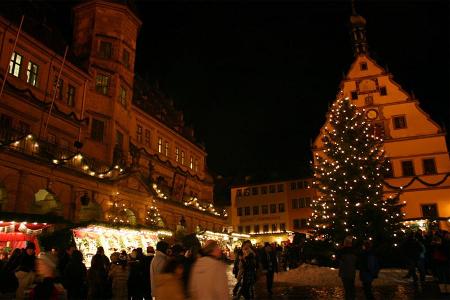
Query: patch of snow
[[274, 264, 409, 287]]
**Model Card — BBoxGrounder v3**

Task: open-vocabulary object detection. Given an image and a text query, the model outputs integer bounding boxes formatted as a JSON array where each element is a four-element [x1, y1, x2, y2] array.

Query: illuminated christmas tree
[[310, 97, 404, 247], [145, 205, 163, 228]]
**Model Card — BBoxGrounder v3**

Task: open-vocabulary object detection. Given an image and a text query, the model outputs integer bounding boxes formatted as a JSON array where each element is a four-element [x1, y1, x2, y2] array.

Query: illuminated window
[[277, 184, 284, 192], [9, 52, 22, 77], [194, 159, 198, 172], [95, 74, 109, 95], [165, 142, 169, 156], [99, 41, 112, 59], [253, 206, 259, 215], [421, 204, 438, 219], [299, 198, 305, 208], [181, 151, 185, 165], [244, 188, 250, 196], [158, 138, 162, 153], [190, 156, 193, 169], [244, 207, 250, 216], [269, 185, 276, 193], [175, 147, 179, 162], [393, 116, 407, 129], [271, 224, 277, 232], [137, 125, 143, 143], [270, 204, 276, 214], [262, 205, 268, 214], [119, 86, 127, 107], [27, 61, 39, 87], [401, 160, 415, 177], [305, 197, 312, 207], [145, 129, 150, 147], [423, 158, 437, 175], [67, 85, 75, 107]]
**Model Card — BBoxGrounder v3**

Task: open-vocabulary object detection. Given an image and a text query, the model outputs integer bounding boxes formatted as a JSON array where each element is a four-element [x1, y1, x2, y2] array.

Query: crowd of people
[[337, 229, 450, 300], [0, 235, 231, 300], [0, 228, 448, 300]]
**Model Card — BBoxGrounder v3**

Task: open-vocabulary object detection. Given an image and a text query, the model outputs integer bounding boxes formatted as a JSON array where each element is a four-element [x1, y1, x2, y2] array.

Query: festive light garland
[[1, 133, 227, 221], [0, 133, 125, 179]]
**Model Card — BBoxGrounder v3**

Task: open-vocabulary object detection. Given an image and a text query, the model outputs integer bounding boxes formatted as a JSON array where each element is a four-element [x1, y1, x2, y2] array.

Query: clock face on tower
[[366, 109, 378, 120]]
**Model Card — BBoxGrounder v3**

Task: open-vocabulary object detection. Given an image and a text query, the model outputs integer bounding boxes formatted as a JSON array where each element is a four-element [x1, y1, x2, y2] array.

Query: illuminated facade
[[313, 10, 450, 230], [0, 0, 226, 232], [230, 178, 316, 238]]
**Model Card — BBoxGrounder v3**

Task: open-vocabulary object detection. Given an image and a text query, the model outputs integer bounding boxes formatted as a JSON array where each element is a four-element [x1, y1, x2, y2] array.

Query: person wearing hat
[[188, 240, 228, 300], [15, 242, 36, 300]]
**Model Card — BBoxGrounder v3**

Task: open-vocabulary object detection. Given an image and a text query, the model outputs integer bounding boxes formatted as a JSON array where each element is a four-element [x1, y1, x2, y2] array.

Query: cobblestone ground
[[226, 264, 448, 300]]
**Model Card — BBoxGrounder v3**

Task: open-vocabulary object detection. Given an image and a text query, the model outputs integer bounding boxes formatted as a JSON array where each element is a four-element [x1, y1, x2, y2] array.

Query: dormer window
[[360, 62, 368, 71]]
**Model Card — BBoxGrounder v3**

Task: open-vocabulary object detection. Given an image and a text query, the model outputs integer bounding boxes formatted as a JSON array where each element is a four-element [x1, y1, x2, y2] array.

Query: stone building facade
[[0, 0, 226, 232], [313, 10, 450, 230]]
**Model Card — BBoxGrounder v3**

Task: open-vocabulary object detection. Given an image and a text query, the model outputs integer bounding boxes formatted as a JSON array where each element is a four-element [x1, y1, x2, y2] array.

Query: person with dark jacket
[[16, 242, 37, 300], [128, 249, 145, 300], [58, 246, 76, 279], [87, 254, 110, 300], [402, 232, 425, 284], [143, 246, 155, 299], [337, 236, 357, 300], [63, 250, 87, 300], [260, 242, 278, 295], [0, 248, 21, 294], [358, 240, 379, 300], [237, 245, 257, 299]]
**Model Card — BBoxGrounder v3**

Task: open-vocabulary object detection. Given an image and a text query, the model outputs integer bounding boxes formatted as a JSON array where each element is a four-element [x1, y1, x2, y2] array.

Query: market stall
[[196, 231, 250, 260], [73, 225, 172, 266], [0, 221, 51, 255], [249, 231, 294, 247]]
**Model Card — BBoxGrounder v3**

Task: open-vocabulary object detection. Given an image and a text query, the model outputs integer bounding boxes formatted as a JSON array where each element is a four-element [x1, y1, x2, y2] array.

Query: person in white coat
[[189, 240, 228, 300], [150, 241, 169, 298]]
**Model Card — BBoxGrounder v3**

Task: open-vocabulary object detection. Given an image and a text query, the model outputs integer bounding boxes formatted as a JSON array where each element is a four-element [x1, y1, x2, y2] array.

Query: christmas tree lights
[[310, 97, 404, 247]]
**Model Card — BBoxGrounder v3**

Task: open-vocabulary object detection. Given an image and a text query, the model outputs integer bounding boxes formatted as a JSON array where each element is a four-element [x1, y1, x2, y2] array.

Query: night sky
[[132, 0, 449, 179], [4, 0, 449, 180]]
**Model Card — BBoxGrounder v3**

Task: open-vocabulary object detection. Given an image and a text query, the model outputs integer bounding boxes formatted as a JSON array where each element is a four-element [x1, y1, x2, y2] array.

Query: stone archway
[[32, 189, 63, 215]]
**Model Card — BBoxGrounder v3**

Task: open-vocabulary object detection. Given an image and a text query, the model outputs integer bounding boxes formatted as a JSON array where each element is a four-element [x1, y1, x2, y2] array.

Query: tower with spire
[[350, 0, 368, 56], [313, 2, 450, 231]]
